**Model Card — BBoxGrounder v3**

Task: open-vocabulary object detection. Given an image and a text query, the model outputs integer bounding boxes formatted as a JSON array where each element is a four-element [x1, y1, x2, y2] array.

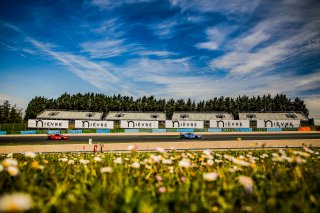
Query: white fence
[[257, 120, 300, 128], [165, 120, 204, 128], [28, 119, 69, 129], [75, 120, 114, 129], [120, 120, 159, 129], [210, 120, 250, 128]]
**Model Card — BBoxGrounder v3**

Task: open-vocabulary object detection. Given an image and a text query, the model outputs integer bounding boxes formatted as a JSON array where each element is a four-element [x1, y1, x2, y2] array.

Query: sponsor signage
[[257, 120, 300, 128], [210, 120, 250, 128], [120, 120, 159, 129], [28, 119, 69, 129], [75, 120, 114, 129], [165, 120, 204, 128]]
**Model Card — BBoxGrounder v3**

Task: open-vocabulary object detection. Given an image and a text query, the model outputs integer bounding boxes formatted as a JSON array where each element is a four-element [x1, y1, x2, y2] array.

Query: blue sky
[[0, 0, 319, 116]]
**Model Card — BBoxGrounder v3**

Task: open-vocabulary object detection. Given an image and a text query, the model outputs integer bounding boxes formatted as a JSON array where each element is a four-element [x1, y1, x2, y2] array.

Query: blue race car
[[179, 133, 202, 140]]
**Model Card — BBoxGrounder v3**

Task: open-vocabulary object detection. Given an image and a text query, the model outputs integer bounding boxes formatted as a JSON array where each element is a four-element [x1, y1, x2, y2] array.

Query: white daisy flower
[[203, 172, 219, 182], [0, 193, 33, 212]]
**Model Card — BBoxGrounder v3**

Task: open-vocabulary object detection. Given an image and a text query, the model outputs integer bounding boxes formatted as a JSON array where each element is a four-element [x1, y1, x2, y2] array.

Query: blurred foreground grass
[[0, 148, 319, 212]]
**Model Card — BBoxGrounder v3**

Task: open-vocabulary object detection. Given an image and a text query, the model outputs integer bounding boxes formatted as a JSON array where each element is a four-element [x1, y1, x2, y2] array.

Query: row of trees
[[24, 93, 309, 120], [0, 100, 23, 124]]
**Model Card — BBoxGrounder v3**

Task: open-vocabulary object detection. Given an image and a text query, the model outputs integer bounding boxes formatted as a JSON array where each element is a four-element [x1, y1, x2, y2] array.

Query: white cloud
[[151, 20, 178, 39], [304, 95, 320, 117], [28, 38, 124, 93], [91, 0, 154, 9], [196, 41, 219, 50], [170, 0, 260, 14], [136, 50, 175, 57], [195, 27, 234, 51], [0, 93, 28, 111], [91, 18, 125, 38], [80, 39, 129, 58], [209, 0, 320, 76]]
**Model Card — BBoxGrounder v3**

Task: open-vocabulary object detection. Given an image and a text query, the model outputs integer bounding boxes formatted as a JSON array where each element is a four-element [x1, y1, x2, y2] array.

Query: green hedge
[[110, 129, 125, 133], [0, 123, 27, 131], [194, 128, 208, 132], [252, 128, 267, 132], [282, 128, 298, 131], [166, 129, 177, 132], [82, 129, 96, 133], [7, 131, 22, 135], [36, 130, 49, 134]]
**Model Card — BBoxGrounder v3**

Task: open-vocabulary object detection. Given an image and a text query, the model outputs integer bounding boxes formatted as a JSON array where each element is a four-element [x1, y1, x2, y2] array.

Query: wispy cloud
[[169, 0, 260, 14], [91, 18, 124, 38], [80, 39, 130, 58], [91, 0, 154, 9], [195, 27, 229, 50], [27, 38, 124, 93], [151, 20, 178, 39], [304, 94, 320, 116], [135, 50, 175, 57], [0, 93, 28, 110], [209, 0, 320, 76]]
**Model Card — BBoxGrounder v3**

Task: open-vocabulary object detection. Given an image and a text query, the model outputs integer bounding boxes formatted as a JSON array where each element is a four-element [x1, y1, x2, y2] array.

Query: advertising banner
[[257, 120, 300, 128], [28, 119, 69, 129], [120, 120, 159, 129], [75, 120, 114, 129], [165, 120, 204, 128], [210, 120, 250, 128]]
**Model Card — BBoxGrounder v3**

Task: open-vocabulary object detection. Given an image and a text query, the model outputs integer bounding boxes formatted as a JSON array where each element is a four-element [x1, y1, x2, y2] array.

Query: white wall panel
[[257, 120, 300, 128], [210, 120, 250, 128], [28, 119, 69, 129], [165, 120, 204, 128], [120, 120, 159, 128], [75, 120, 114, 129]]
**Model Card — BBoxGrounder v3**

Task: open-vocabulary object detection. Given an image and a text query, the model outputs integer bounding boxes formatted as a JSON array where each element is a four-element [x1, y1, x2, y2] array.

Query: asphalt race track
[[0, 133, 319, 145]]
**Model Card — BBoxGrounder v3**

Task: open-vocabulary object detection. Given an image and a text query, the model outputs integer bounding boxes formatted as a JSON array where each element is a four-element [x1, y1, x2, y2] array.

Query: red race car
[[47, 134, 70, 140]]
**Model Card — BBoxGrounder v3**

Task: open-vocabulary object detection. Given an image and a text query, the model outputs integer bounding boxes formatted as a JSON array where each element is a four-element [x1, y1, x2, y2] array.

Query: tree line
[[0, 100, 23, 124], [24, 93, 309, 120]]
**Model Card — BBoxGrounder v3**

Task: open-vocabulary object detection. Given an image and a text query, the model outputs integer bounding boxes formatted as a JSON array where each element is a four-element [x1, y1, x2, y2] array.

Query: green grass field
[[1, 148, 319, 212]]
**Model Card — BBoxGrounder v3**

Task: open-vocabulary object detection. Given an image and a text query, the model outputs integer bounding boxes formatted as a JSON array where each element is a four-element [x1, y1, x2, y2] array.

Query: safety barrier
[[20, 130, 37, 134], [48, 130, 61, 134], [298, 127, 311, 131], [222, 128, 236, 132], [124, 129, 139, 133], [68, 130, 83, 134], [267, 128, 282, 132], [0, 131, 7, 135], [96, 129, 110, 133], [208, 128, 223, 132], [236, 128, 253, 132], [138, 129, 153, 133], [152, 129, 166, 133], [166, 129, 177, 132], [177, 128, 194, 132]]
